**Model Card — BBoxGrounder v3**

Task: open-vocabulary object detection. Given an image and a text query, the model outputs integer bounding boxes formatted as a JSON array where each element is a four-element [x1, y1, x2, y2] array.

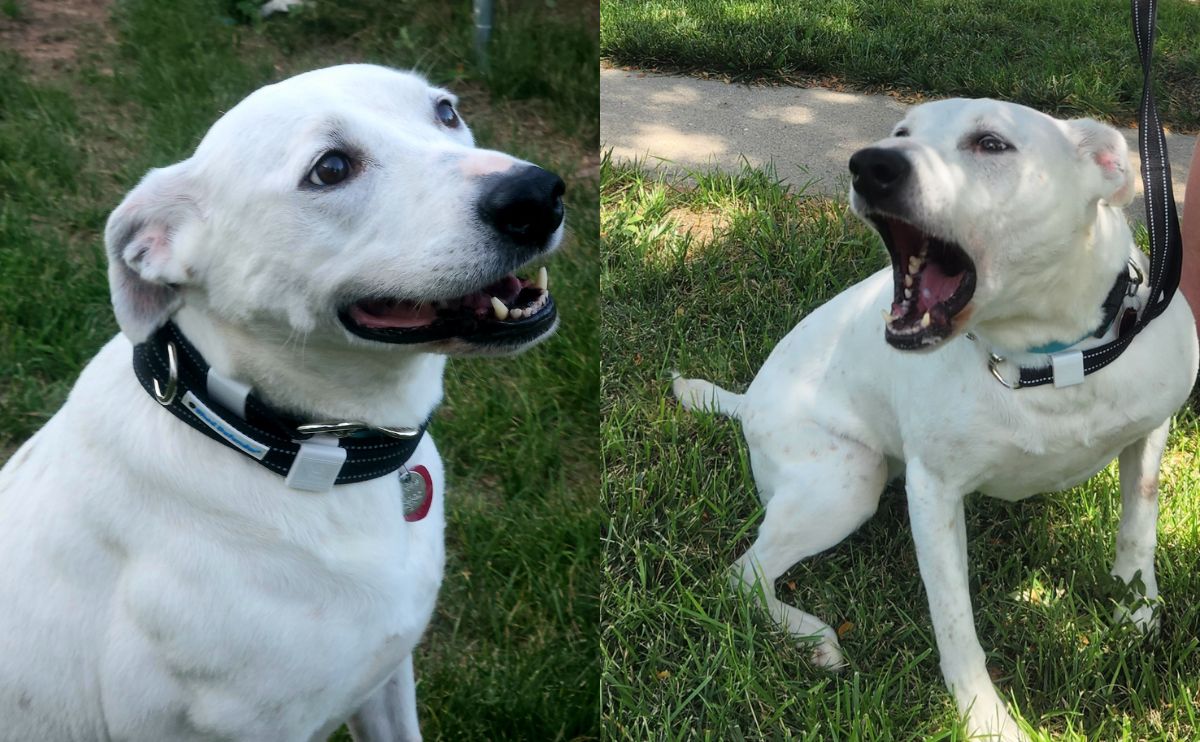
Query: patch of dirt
[[667, 206, 728, 244], [574, 150, 601, 184], [0, 0, 114, 75]]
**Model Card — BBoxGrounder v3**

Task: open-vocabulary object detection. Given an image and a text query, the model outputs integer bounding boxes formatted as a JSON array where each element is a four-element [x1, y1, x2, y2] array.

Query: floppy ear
[[1068, 118, 1135, 208], [104, 163, 200, 342]]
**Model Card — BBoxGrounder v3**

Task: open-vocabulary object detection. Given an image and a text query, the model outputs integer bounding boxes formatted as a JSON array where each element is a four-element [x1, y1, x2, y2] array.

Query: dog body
[[0, 64, 564, 741], [674, 98, 1198, 740], [0, 337, 445, 741]]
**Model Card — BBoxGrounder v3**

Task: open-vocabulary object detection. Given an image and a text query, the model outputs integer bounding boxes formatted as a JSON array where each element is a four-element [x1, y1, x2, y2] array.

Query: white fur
[[674, 99, 1198, 741], [0, 65, 561, 741], [260, 0, 305, 17]]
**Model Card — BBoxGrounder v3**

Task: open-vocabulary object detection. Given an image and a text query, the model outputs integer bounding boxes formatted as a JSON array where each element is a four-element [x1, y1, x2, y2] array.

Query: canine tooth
[[921, 312, 931, 328], [536, 266, 548, 291], [881, 309, 895, 324], [490, 296, 509, 320]]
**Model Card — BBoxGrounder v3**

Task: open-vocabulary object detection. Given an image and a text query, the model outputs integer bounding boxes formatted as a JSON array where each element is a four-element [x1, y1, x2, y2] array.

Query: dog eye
[[977, 134, 1011, 153], [435, 100, 460, 128], [308, 151, 352, 186], [893, 127, 910, 137]]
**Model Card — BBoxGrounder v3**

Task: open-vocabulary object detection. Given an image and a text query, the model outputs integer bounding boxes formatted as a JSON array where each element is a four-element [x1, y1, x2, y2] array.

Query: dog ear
[[104, 163, 200, 343], [1068, 118, 1135, 208]]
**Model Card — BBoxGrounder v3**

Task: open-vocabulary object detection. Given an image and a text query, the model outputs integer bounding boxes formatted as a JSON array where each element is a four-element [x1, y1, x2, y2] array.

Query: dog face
[[847, 98, 1133, 350], [105, 64, 565, 356]]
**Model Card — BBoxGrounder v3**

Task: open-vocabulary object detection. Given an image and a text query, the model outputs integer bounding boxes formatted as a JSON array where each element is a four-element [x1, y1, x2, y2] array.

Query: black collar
[[978, 264, 1144, 389], [132, 322, 428, 491]]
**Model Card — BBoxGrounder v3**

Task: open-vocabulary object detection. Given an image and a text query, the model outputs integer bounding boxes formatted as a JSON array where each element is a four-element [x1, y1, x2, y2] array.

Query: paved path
[[601, 67, 1196, 224]]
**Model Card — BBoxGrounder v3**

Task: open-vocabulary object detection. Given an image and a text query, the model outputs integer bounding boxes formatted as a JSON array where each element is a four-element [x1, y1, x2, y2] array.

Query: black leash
[[133, 321, 428, 491], [1013, 0, 1181, 388]]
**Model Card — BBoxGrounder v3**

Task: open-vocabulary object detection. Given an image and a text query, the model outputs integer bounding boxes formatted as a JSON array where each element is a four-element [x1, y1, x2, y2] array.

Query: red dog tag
[[400, 465, 433, 522]]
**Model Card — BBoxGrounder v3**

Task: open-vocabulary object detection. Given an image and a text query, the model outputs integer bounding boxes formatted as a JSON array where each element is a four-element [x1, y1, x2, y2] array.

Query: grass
[[600, 157, 1200, 740], [0, 1, 597, 739], [600, 0, 1200, 131]]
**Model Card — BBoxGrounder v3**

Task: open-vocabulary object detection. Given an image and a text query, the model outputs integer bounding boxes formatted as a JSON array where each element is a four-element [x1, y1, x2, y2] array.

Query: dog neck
[[172, 306, 446, 429], [968, 203, 1133, 353]]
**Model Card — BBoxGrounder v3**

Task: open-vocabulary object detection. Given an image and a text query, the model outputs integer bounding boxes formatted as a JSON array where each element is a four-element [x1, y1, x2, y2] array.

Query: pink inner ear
[[124, 225, 170, 270], [1093, 150, 1122, 175], [1092, 149, 1134, 205]]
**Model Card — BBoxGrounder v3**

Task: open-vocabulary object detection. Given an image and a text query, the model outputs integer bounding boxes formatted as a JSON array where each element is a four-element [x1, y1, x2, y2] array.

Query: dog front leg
[[906, 461, 1026, 742], [346, 654, 421, 742], [1112, 420, 1171, 632]]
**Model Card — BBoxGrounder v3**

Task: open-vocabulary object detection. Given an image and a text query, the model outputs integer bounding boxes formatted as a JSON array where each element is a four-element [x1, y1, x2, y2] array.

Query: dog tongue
[[349, 299, 438, 329], [918, 261, 964, 312]]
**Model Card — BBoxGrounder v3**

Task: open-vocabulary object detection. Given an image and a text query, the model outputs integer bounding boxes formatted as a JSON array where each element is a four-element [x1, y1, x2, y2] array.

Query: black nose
[[478, 165, 565, 245], [848, 147, 911, 204]]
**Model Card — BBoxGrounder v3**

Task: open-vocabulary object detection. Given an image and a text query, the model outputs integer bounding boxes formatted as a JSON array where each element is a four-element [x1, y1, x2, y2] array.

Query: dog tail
[[671, 372, 744, 419]]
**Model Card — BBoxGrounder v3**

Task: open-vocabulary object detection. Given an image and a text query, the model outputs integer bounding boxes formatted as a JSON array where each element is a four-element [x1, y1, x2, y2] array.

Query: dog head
[[848, 98, 1133, 351], [105, 64, 565, 357]]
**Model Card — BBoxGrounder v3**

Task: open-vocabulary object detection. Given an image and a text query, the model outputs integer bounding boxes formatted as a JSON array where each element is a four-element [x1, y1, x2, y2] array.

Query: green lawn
[[601, 0, 1200, 131], [600, 158, 1200, 740], [0, 1, 597, 739]]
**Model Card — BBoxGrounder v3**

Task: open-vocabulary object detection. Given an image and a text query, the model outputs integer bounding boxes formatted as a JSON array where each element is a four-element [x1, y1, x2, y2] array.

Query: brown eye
[[436, 99, 459, 128], [894, 128, 910, 137], [978, 133, 1012, 153], [308, 151, 351, 186]]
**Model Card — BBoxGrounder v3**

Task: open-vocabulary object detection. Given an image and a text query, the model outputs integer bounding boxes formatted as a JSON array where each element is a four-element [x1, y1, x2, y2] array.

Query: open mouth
[[339, 266, 556, 348], [872, 216, 976, 350]]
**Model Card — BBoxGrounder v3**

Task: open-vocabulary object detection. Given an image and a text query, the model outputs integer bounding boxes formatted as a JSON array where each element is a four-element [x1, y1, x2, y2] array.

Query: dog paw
[[965, 711, 1028, 742], [1113, 602, 1160, 634], [804, 635, 847, 670], [958, 685, 1029, 742]]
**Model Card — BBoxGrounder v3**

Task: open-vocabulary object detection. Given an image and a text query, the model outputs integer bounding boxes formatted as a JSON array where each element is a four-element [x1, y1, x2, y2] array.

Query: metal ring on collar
[[153, 341, 179, 406], [987, 352, 1021, 390]]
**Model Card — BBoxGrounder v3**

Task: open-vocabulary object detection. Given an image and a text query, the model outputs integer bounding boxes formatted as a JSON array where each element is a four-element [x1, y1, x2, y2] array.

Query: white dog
[[673, 98, 1197, 740], [0, 64, 564, 741]]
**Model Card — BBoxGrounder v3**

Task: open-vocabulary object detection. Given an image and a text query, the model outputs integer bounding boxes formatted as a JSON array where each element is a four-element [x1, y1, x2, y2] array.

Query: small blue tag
[[182, 391, 269, 460]]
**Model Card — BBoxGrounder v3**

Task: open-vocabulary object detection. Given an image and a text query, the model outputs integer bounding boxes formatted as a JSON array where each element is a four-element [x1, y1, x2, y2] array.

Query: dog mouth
[[338, 266, 556, 348], [872, 216, 976, 350]]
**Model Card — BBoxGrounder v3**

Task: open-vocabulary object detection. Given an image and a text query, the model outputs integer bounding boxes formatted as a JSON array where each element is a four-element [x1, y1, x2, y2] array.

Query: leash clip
[[1125, 259, 1144, 296]]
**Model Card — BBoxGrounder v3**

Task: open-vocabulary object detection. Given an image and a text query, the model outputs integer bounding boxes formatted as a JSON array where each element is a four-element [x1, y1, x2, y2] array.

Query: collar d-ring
[[987, 351, 1021, 390], [153, 340, 179, 406]]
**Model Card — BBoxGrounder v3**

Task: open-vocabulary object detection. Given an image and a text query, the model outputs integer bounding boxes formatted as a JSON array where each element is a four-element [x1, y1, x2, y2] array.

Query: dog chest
[[98, 489, 445, 739], [912, 371, 1180, 500]]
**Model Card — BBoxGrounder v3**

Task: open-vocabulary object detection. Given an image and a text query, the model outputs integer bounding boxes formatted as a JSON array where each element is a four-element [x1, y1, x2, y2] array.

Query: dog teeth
[[904, 274, 913, 288], [536, 266, 548, 291], [881, 309, 895, 325], [904, 288, 912, 299], [494, 287, 550, 323], [921, 312, 931, 328], [907, 256, 924, 275]]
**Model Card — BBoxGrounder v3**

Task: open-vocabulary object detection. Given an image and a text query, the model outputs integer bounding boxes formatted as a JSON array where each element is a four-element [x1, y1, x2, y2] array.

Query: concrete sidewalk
[[601, 66, 1196, 224]]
